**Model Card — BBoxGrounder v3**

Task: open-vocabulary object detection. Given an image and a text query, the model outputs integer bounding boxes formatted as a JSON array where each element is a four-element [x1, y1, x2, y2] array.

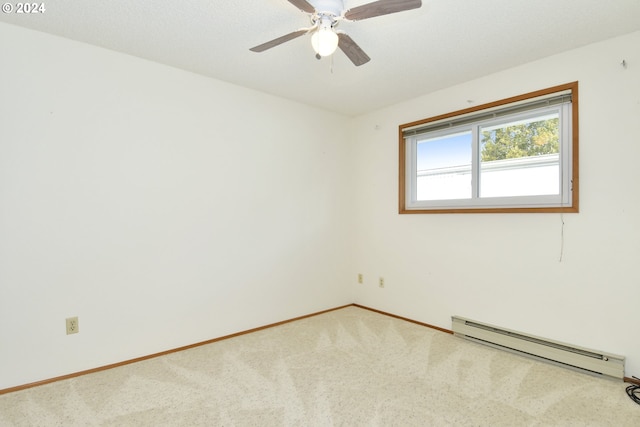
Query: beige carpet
[[0, 306, 637, 426]]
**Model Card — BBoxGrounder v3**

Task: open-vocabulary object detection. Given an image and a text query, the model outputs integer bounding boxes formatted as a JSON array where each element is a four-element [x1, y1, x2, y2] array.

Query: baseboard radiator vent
[[451, 316, 625, 380]]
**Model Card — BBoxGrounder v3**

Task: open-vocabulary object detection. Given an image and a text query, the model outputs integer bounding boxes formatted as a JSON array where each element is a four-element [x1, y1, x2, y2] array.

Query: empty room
[[1, 0, 639, 425]]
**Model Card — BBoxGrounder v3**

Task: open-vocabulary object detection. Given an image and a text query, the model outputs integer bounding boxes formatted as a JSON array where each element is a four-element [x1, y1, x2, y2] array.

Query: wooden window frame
[[398, 82, 579, 214]]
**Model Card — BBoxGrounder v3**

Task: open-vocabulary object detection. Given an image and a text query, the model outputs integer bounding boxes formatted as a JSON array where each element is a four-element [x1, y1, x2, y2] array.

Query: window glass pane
[[479, 114, 560, 198], [416, 131, 472, 200]]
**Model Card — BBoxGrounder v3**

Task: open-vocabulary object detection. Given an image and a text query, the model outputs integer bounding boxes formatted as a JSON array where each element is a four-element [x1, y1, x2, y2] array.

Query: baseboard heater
[[451, 316, 625, 380]]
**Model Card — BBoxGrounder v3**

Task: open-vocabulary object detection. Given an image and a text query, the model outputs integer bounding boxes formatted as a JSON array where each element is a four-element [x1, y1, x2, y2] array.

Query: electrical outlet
[[66, 317, 79, 335], [358, 273, 363, 284], [379, 277, 385, 288]]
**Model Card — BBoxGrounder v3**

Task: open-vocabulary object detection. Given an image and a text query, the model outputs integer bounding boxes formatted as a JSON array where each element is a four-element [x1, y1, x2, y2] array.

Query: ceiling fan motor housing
[[312, 0, 344, 17]]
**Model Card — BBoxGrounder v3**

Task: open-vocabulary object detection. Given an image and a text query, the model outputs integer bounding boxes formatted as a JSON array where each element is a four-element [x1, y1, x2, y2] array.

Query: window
[[399, 82, 578, 213]]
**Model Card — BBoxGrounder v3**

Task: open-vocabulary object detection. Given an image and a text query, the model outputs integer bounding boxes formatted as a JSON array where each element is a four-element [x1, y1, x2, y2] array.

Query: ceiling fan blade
[[287, 0, 316, 13], [337, 33, 371, 66], [344, 0, 422, 21], [250, 29, 309, 52]]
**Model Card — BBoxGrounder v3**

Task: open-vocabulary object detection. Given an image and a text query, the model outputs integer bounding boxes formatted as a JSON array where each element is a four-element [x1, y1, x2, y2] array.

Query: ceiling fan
[[250, 0, 422, 66]]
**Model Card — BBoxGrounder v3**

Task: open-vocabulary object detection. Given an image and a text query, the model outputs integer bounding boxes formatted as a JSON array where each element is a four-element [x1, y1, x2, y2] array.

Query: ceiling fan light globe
[[311, 28, 339, 57]]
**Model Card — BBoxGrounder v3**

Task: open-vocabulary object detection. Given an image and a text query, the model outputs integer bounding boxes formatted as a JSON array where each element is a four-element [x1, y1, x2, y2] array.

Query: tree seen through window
[[481, 117, 559, 162]]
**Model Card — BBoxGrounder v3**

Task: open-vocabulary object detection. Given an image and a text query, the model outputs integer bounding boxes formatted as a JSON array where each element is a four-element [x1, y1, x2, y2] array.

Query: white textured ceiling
[[2, 0, 639, 116]]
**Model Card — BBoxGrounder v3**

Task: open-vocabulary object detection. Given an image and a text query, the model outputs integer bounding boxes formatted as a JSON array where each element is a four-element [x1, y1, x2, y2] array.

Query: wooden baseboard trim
[[352, 304, 454, 334], [625, 376, 640, 385], [355, 306, 640, 382], [0, 304, 352, 396], [6, 303, 629, 395]]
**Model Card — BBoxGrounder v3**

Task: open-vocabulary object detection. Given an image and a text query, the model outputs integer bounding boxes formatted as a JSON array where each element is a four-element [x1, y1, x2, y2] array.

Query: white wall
[[351, 31, 640, 376], [0, 23, 354, 390]]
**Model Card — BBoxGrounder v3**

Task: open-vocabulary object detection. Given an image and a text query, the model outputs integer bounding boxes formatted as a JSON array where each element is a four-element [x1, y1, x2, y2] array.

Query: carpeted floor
[[0, 306, 637, 426]]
